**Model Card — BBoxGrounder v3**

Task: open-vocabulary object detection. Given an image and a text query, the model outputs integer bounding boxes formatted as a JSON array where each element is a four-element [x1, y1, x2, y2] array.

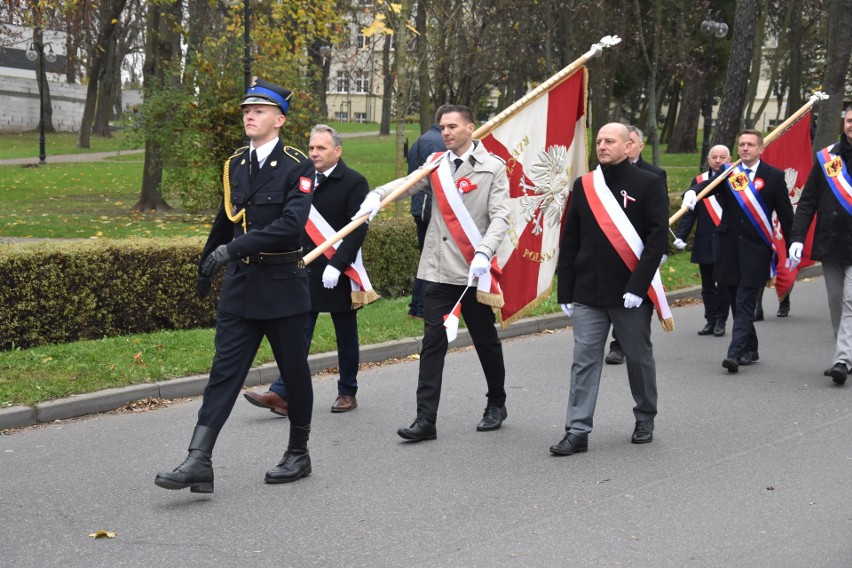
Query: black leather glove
[[196, 275, 212, 299], [200, 244, 233, 279]]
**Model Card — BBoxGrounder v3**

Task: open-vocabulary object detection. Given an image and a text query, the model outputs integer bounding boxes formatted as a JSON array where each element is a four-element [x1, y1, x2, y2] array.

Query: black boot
[[154, 425, 217, 493], [265, 424, 312, 484], [754, 288, 764, 321]]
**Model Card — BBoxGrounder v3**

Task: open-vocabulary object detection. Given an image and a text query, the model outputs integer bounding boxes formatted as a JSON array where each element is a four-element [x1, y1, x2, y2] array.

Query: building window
[[357, 32, 370, 49], [355, 71, 369, 94], [335, 111, 349, 122], [336, 71, 349, 94], [355, 112, 367, 123]]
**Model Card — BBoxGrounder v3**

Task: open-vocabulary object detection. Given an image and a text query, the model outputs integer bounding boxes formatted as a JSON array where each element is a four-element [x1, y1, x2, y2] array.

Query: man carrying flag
[[711, 129, 793, 373], [550, 123, 670, 456], [354, 105, 511, 441], [787, 104, 852, 384], [673, 144, 732, 337]]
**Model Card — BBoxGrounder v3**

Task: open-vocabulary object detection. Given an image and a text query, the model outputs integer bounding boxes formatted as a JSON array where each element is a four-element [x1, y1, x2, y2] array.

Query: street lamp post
[[699, 15, 729, 170], [25, 42, 56, 165]]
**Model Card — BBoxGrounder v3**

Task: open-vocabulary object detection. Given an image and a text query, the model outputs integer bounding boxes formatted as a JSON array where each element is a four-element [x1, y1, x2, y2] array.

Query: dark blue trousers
[[727, 284, 759, 359]]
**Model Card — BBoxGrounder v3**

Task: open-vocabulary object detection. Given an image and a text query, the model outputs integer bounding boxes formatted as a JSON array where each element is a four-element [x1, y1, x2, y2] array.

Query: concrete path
[[1, 275, 849, 567]]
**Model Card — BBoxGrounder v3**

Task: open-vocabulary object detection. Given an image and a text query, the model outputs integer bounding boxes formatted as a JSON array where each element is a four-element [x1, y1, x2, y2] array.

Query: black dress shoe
[[777, 297, 790, 317], [829, 363, 849, 386], [722, 357, 739, 373], [397, 418, 437, 441], [713, 321, 726, 337], [631, 420, 654, 444], [476, 405, 507, 431], [698, 322, 715, 335], [738, 352, 754, 366], [605, 345, 625, 365], [549, 432, 588, 456]]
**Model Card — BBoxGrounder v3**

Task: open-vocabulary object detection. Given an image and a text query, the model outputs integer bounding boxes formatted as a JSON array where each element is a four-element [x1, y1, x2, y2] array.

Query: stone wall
[[0, 76, 141, 133]]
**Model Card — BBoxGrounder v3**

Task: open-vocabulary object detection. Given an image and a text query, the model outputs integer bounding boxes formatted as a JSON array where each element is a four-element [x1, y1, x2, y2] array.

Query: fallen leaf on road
[[89, 530, 117, 539]]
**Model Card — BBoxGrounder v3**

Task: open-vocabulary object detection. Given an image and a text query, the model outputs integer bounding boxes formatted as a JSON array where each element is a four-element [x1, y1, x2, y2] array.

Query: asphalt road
[[1, 276, 849, 567]]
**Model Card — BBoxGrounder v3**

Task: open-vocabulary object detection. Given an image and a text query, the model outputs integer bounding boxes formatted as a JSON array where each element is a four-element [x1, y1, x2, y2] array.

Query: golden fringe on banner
[[351, 289, 380, 310], [476, 291, 505, 310], [660, 317, 675, 332]]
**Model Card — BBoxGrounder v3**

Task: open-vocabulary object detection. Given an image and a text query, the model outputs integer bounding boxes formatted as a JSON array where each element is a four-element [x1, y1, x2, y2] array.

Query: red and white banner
[[761, 109, 815, 300], [481, 68, 588, 324]]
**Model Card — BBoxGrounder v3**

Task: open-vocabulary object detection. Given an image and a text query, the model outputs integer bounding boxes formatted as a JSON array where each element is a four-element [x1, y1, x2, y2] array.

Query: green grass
[[0, 130, 139, 160]]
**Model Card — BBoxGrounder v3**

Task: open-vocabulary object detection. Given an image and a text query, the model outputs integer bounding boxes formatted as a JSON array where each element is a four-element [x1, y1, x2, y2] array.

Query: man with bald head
[[674, 145, 732, 337], [551, 123, 668, 456]]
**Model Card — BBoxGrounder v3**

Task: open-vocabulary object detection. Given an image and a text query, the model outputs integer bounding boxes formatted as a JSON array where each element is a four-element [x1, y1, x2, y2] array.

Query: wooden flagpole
[[669, 91, 829, 226], [303, 36, 623, 267]]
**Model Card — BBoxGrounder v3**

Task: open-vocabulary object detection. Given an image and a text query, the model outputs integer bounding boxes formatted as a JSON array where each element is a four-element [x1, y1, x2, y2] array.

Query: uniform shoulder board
[[229, 145, 249, 159], [488, 152, 506, 165], [283, 145, 308, 162]]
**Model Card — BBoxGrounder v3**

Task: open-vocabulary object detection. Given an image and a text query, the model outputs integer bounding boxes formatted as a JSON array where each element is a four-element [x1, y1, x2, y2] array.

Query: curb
[[0, 264, 823, 431]]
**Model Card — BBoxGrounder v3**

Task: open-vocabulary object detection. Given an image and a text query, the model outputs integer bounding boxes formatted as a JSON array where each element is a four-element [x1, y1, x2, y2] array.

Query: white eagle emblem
[[518, 145, 572, 235]]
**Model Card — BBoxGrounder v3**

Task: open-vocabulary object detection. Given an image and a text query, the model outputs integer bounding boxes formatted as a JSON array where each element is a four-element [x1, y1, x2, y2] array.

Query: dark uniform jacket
[[303, 158, 370, 313], [557, 159, 668, 307], [790, 135, 852, 265], [675, 169, 723, 265], [200, 140, 314, 320], [711, 161, 793, 287]]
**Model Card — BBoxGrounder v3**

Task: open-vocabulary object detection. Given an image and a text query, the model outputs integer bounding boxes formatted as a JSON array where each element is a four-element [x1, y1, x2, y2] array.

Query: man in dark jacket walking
[[787, 104, 852, 384]]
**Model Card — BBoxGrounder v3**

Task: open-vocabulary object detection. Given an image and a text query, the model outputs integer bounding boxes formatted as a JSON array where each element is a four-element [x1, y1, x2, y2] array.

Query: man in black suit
[[673, 144, 732, 337], [712, 129, 793, 373], [550, 123, 668, 456], [155, 78, 316, 492], [244, 124, 373, 414], [604, 125, 669, 365]]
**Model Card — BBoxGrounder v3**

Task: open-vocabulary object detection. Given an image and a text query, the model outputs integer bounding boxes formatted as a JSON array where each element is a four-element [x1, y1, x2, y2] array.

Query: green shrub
[[361, 216, 420, 298]]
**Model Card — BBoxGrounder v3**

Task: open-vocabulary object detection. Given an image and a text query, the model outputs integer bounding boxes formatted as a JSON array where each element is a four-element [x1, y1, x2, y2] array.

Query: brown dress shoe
[[243, 390, 288, 417], [331, 395, 357, 413]]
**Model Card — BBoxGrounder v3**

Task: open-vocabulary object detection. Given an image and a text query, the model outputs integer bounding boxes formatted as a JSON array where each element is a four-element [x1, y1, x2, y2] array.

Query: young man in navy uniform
[[155, 78, 316, 492]]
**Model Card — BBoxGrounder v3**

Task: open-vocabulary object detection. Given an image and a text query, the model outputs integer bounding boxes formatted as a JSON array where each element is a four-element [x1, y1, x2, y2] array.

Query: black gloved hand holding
[[200, 244, 233, 279], [196, 275, 212, 299]]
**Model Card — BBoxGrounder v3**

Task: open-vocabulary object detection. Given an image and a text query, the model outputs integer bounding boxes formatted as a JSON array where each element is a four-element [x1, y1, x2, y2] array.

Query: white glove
[[623, 292, 643, 308], [352, 192, 382, 222], [560, 303, 573, 317], [786, 242, 804, 269], [672, 238, 687, 250], [322, 265, 341, 289], [682, 189, 697, 211], [659, 254, 668, 266], [469, 252, 491, 278]]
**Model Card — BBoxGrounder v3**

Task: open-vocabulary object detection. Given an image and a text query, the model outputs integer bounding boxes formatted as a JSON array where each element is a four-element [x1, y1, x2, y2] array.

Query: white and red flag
[[761, 109, 816, 300], [481, 68, 588, 324]]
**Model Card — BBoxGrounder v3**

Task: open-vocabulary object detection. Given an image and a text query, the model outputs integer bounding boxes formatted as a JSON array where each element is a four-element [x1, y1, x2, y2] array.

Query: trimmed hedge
[[0, 218, 420, 350]]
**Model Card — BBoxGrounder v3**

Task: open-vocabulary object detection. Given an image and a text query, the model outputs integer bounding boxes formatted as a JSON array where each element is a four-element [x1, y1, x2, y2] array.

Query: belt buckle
[[241, 257, 250, 265], [297, 258, 305, 269]]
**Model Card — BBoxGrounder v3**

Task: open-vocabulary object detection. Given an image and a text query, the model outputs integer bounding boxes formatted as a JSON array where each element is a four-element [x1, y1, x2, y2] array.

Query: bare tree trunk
[[743, 0, 768, 128], [92, 31, 119, 137], [634, 0, 662, 165], [659, 78, 680, 145], [307, 38, 331, 118], [78, 0, 128, 148], [393, 0, 412, 215], [786, 0, 803, 113], [667, 67, 705, 153], [134, 0, 181, 213], [711, 0, 759, 151], [379, 32, 392, 135], [414, 0, 432, 133], [813, 0, 852, 150]]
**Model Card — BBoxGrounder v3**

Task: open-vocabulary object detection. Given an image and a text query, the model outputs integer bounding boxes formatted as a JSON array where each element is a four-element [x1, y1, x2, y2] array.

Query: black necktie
[[315, 172, 326, 186], [742, 167, 751, 179], [453, 158, 463, 173], [250, 150, 259, 181]]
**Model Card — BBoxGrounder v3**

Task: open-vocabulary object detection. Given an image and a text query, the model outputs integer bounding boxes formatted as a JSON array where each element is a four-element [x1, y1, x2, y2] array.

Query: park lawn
[[0, 130, 139, 160]]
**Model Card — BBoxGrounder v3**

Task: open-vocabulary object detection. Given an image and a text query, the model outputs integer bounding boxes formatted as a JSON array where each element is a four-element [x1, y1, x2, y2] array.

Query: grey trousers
[[565, 303, 658, 435], [822, 262, 852, 367]]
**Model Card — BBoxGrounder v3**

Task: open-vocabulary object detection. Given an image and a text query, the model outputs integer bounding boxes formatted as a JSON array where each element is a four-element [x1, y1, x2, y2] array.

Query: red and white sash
[[428, 151, 504, 308], [817, 144, 852, 216], [694, 171, 723, 226], [581, 167, 674, 331], [305, 205, 379, 309]]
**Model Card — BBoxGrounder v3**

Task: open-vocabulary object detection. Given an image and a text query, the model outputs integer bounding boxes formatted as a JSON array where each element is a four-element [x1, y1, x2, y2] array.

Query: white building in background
[[325, 13, 389, 123]]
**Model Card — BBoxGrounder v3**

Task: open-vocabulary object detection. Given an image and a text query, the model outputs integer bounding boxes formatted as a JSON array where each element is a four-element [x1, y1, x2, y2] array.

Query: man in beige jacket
[[355, 104, 510, 441]]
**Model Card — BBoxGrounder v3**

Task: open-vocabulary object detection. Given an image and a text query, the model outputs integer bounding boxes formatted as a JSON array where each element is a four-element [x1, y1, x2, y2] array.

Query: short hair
[[738, 128, 764, 146], [434, 105, 447, 124], [310, 124, 342, 147], [844, 103, 852, 117], [437, 104, 476, 125], [627, 125, 644, 141]]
